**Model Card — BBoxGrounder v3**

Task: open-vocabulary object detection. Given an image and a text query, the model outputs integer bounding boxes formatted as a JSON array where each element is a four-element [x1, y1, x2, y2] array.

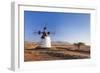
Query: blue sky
[[24, 11, 90, 45]]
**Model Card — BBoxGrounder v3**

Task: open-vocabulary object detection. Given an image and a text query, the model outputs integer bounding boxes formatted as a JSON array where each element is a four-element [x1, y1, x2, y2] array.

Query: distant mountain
[[24, 41, 72, 46], [51, 41, 71, 46], [24, 41, 38, 44]]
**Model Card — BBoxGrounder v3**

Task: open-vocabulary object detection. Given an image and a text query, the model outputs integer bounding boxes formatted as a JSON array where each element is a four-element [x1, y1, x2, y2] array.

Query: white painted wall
[[40, 36, 51, 48], [0, 0, 100, 73]]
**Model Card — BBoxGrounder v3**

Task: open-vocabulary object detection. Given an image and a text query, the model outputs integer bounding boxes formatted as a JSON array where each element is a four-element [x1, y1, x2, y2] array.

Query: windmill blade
[[33, 31, 41, 34], [50, 32, 55, 35], [33, 31, 38, 34], [47, 32, 55, 35], [41, 35, 45, 39], [33, 30, 42, 33], [38, 30, 42, 34], [47, 32, 50, 35], [43, 26, 47, 30], [43, 23, 48, 30]]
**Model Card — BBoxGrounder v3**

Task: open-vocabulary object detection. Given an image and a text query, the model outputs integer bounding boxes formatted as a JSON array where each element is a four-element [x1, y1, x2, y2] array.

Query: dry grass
[[24, 42, 90, 62]]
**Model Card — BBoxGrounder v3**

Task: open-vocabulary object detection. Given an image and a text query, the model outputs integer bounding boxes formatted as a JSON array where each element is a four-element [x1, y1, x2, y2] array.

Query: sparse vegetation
[[24, 41, 90, 62], [74, 42, 85, 49]]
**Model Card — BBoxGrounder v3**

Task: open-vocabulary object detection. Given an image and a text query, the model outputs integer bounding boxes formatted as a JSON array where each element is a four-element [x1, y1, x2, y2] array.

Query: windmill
[[34, 24, 54, 48]]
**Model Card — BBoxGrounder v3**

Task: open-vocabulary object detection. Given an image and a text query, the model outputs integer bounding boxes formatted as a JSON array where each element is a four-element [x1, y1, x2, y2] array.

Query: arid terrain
[[24, 41, 90, 62]]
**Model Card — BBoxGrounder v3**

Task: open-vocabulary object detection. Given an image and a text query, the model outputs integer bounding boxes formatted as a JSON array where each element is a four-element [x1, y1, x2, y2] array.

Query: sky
[[24, 11, 90, 45]]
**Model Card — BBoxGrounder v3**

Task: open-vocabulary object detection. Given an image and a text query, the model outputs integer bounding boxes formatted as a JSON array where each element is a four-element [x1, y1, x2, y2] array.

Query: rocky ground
[[24, 46, 90, 62]]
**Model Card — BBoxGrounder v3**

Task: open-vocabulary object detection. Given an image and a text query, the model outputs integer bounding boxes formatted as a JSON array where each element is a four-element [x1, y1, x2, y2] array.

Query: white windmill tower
[[34, 25, 52, 48]]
